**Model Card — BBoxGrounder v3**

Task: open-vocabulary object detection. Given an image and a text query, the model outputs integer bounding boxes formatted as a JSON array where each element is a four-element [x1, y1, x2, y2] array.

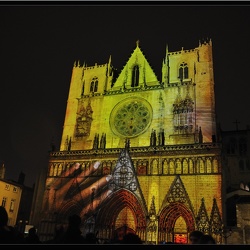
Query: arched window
[[182, 159, 188, 174], [206, 158, 212, 173], [131, 65, 139, 87], [189, 159, 194, 174], [199, 158, 205, 173], [169, 160, 175, 174], [179, 62, 188, 80], [176, 159, 182, 174], [57, 164, 63, 176], [90, 77, 98, 93], [163, 160, 168, 174], [152, 159, 158, 175]]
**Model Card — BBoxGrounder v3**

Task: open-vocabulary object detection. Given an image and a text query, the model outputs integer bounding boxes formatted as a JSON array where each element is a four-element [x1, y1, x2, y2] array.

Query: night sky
[[0, 3, 249, 187]]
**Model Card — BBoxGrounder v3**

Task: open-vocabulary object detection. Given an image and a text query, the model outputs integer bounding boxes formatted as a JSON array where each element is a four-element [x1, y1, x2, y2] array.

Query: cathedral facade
[[38, 39, 223, 244]]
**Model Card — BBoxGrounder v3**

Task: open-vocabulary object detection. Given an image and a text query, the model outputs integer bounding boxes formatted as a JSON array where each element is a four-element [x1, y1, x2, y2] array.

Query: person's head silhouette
[[68, 214, 81, 228], [0, 206, 8, 227]]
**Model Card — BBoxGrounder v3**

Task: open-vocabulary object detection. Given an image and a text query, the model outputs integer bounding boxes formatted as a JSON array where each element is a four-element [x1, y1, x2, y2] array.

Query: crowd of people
[[189, 230, 216, 244], [0, 205, 216, 245]]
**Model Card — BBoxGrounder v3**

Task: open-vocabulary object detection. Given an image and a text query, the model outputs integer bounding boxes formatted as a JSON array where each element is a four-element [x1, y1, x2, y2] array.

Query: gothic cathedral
[[39, 39, 223, 244]]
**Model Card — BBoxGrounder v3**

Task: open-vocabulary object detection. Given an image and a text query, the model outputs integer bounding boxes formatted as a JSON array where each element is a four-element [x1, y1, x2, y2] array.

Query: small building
[[0, 168, 23, 227], [0, 163, 35, 233]]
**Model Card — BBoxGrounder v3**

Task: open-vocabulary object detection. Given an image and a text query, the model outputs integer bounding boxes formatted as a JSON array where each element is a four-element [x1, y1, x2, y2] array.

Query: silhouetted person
[[24, 227, 42, 244], [0, 206, 25, 244], [43, 224, 65, 244], [198, 234, 216, 244], [85, 232, 98, 244], [121, 232, 142, 244], [189, 230, 204, 244], [59, 214, 85, 244]]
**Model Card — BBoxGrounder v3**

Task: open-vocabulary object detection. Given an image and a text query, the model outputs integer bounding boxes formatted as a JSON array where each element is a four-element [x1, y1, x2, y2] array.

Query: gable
[[112, 42, 160, 91]]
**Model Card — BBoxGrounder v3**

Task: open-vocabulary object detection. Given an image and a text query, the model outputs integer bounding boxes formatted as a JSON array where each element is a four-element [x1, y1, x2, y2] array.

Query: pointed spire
[[143, 59, 146, 86], [166, 44, 168, 55], [0, 163, 5, 179], [199, 127, 203, 143], [65, 135, 69, 151], [107, 55, 112, 78], [149, 196, 156, 217], [68, 137, 72, 151], [136, 40, 140, 47], [165, 43, 169, 65], [209, 38, 212, 45]]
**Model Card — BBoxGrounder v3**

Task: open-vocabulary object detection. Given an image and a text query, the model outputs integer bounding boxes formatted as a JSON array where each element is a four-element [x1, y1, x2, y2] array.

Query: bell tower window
[[179, 62, 188, 80], [90, 77, 98, 93], [131, 65, 139, 87]]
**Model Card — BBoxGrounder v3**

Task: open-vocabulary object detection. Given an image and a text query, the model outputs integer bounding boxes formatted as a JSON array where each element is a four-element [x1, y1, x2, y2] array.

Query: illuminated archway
[[94, 189, 147, 242], [158, 202, 195, 244]]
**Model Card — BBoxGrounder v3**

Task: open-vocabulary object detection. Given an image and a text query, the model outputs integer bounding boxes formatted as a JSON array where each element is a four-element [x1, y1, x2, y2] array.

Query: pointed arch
[[56, 199, 83, 225], [176, 158, 182, 174], [179, 62, 189, 80], [206, 157, 212, 173], [57, 164, 63, 176], [182, 158, 188, 174], [189, 159, 194, 174], [95, 189, 147, 241], [169, 160, 175, 174], [158, 176, 197, 243], [151, 159, 159, 175], [163, 159, 168, 174], [90, 76, 98, 93], [158, 202, 195, 243]]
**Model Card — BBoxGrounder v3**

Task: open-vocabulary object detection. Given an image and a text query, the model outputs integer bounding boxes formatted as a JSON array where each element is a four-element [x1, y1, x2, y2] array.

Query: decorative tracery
[[179, 62, 189, 80], [210, 198, 223, 234], [173, 85, 194, 134], [90, 76, 98, 93], [75, 99, 93, 138], [196, 198, 210, 233]]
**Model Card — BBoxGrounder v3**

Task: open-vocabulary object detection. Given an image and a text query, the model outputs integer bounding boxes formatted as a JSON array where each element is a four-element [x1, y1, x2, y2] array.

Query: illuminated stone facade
[[38, 39, 223, 244]]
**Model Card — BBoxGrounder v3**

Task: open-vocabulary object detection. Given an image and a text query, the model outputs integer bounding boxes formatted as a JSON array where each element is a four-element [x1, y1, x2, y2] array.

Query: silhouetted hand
[[42, 161, 113, 217]]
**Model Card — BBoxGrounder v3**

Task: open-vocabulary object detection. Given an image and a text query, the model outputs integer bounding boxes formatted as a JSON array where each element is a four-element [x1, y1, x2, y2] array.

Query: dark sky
[[0, 3, 249, 187]]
